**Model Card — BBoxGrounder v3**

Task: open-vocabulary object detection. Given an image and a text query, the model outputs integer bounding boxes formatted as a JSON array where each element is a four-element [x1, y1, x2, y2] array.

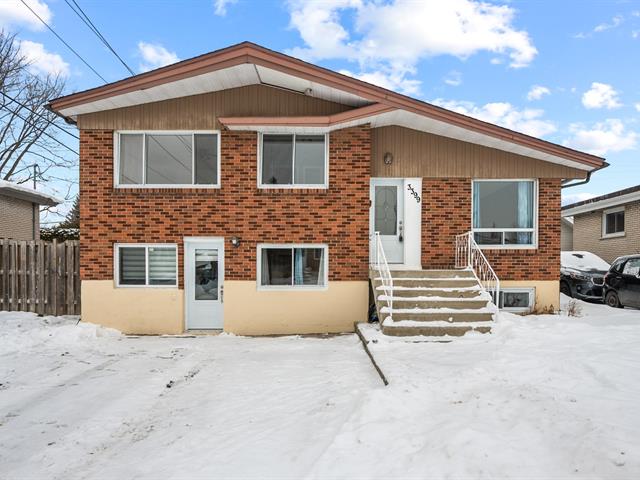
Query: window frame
[[499, 287, 535, 313], [113, 130, 221, 188], [601, 206, 625, 239], [471, 179, 539, 250], [257, 132, 329, 189], [256, 243, 329, 291], [114, 243, 179, 288]]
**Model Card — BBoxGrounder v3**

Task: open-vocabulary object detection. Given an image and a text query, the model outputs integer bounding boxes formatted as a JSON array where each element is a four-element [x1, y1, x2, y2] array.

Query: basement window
[[259, 133, 327, 187], [115, 131, 220, 187], [115, 244, 177, 287], [257, 244, 327, 289], [498, 288, 535, 313]]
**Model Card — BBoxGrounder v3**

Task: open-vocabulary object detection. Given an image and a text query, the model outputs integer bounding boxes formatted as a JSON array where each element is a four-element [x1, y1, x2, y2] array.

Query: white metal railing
[[455, 232, 500, 308], [371, 232, 393, 322]]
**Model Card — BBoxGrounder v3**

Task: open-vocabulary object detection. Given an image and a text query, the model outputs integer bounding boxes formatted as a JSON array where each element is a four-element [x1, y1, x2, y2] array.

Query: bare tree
[[0, 30, 77, 223]]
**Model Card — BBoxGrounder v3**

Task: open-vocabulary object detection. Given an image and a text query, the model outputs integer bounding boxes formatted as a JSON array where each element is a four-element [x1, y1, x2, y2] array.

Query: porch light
[[231, 236, 241, 247], [383, 152, 393, 165]]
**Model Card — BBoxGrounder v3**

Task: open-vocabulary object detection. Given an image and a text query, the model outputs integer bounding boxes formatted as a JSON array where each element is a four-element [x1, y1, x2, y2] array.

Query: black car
[[560, 251, 610, 301], [603, 255, 640, 308]]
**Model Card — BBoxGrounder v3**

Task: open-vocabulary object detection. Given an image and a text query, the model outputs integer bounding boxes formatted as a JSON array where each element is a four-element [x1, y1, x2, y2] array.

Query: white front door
[[371, 179, 405, 264], [185, 239, 224, 329]]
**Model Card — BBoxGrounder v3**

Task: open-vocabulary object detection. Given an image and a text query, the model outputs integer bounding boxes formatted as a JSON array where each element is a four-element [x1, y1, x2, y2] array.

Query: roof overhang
[[562, 189, 640, 216], [49, 42, 606, 172], [0, 181, 61, 206]]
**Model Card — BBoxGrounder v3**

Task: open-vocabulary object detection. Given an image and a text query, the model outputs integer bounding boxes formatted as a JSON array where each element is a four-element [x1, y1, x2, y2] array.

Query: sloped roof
[[0, 180, 61, 206], [49, 42, 606, 172], [562, 184, 640, 216]]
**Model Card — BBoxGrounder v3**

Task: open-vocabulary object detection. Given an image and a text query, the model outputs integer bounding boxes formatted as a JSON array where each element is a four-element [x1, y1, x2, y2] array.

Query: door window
[[374, 186, 398, 235], [622, 259, 640, 277], [194, 249, 219, 300]]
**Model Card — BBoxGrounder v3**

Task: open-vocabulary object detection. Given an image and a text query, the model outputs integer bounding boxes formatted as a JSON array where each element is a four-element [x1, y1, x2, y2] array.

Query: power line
[[19, 0, 108, 83], [0, 103, 78, 155], [64, 0, 136, 76], [0, 91, 79, 140]]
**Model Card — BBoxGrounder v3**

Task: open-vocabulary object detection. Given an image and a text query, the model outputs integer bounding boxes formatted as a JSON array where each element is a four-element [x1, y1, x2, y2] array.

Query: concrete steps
[[371, 268, 496, 337]]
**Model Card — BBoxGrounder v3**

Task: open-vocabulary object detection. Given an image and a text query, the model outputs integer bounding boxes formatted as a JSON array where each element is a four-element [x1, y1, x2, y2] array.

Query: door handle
[[220, 285, 224, 303], [399, 221, 404, 242]]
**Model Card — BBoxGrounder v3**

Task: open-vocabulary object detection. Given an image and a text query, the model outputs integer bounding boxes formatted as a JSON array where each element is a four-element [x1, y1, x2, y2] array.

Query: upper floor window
[[259, 133, 327, 188], [116, 131, 220, 187], [602, 207, 624, 238], [472, 180, 537, 248]]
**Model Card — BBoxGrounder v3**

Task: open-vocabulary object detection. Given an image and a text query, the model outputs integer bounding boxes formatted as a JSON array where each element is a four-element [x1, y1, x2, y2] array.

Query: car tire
[[560, 281, 572, 297], [605, 291, 623, 308]]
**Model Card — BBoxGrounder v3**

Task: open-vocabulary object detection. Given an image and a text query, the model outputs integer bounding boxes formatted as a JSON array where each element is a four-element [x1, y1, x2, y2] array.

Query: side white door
[[371, 178, 405, 264], [185, 238, 224, 329]]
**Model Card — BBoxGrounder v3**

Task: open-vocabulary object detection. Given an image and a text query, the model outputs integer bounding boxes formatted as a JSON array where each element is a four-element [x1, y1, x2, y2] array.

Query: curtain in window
[[316, 249, 325, 286], [294, 249, 304, 285], [261, 250, 270, 285], [517, 181, 533, 243], [473, 184, 481, 228]]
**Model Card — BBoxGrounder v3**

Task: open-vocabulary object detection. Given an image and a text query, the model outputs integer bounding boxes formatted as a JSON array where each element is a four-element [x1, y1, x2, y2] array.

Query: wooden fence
[[0, 239, 80, 316]]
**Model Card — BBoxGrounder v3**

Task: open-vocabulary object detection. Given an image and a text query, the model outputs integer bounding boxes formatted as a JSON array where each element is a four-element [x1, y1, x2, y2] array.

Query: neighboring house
[[562, 185, 640, 264], [561, 217, 574, 251], [0, 180, 61, 240], [48, 42, 606, 336]]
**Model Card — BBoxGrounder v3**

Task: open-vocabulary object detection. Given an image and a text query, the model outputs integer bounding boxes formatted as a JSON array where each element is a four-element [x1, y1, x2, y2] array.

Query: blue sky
[[1, 0, 639, 220]]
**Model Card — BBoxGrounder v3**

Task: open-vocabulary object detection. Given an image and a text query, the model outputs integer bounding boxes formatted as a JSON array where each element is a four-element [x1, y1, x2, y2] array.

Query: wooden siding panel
[[77, 84, 351, 130], [372, 125, 587, 179]]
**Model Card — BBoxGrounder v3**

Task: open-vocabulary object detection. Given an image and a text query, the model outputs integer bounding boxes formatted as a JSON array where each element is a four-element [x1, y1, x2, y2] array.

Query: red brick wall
[[421, 178, 560, 280], [79, 126, 371, 286]]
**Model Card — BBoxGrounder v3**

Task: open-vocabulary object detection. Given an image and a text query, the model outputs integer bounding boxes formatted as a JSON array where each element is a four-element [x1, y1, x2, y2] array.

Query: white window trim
[[601, 206, 625, 239], [114, 243, 178, 288], [257, 133, 329, 189], [471, 179, 539, 250], [114, 130, 221, 189], [499, 287, 535, 313], [256, 243, 329, 291]]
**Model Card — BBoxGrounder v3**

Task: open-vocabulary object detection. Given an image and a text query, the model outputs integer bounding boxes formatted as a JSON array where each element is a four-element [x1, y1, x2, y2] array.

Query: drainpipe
[[561, 161, 609, 189]]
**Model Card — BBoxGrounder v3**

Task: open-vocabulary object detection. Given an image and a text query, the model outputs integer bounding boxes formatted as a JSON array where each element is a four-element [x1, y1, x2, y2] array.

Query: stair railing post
[[467, 232, 472, 268]]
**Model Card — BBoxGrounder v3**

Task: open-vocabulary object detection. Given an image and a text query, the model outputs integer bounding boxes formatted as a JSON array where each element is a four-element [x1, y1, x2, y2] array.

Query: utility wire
[[0, 91, 79, 140], [0, 103, 79, 155], [64, 0, 136, 76], [19, 0, 108, 83]]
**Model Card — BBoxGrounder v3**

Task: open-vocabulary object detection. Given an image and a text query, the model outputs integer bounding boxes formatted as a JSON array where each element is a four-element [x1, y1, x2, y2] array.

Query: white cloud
[[527, 85, 550, 101], [0, 0, 51, 31], [564, 119, 637, 156], [444, 70, 462, 86], [214, 0, 237, 16], [137, 42, 179, 72], [594, 15, 623, 32], [287, 0, 537, 95], [581, 82, 622, 109], [562, 192, 596, 206], [635, 102, 640, 112], [431, 98, 557, 138], [19, 40, 69, 77]]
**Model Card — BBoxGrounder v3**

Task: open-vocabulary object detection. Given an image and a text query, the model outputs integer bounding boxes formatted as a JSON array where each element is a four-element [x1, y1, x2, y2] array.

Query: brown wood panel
[[77, 84, 351, 130], [371, 125, 587, 179]]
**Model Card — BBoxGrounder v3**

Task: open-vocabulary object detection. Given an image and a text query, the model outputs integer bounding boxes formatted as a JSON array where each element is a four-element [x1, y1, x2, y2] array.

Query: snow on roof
[[0, 180, 62, 206], [561, 251, 610, 272]]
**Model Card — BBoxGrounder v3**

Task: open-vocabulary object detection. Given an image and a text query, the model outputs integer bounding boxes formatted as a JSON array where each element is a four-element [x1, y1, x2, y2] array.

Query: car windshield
[[561, 251, 610, 272]]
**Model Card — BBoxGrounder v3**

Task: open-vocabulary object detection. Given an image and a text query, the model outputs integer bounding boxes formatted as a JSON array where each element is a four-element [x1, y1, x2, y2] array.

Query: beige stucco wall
[[572, 200, 640, 263], [501, 280, 560, 313], [81, 280, 184, 334], [224, 281, 368, 335], [81, 279, 368, 335], [0, 194, 37, 240]]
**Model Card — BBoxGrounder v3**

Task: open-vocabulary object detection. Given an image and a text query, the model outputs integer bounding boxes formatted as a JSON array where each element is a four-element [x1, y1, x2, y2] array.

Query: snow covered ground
[[1, 296, 639, 479]]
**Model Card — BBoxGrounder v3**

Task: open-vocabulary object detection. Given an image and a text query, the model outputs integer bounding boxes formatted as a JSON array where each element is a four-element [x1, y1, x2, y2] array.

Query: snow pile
[[561, 251, 610, 271]]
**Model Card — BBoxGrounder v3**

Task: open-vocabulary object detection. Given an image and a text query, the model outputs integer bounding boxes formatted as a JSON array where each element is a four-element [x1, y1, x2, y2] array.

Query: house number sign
[[407, 183, 421, 204]]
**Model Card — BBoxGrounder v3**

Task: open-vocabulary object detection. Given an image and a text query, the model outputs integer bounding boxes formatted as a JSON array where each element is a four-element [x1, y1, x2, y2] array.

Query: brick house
[[0, 180, 60, 241], [48, 42, 606, 335], [562, 185, 640, 263]]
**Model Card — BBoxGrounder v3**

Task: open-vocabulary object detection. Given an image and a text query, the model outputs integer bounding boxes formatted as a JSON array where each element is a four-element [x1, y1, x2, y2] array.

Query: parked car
[[560, 251, 610, 301], [603, 255, 640, 309]]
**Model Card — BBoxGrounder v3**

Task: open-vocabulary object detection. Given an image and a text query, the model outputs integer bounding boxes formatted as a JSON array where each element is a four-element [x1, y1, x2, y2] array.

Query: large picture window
[[116, 132, 220, 187], [472, 180, 537, 247], [258, 244, 327, 289], [259, 133, 327, 187], [115, 244, 177, 287]]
